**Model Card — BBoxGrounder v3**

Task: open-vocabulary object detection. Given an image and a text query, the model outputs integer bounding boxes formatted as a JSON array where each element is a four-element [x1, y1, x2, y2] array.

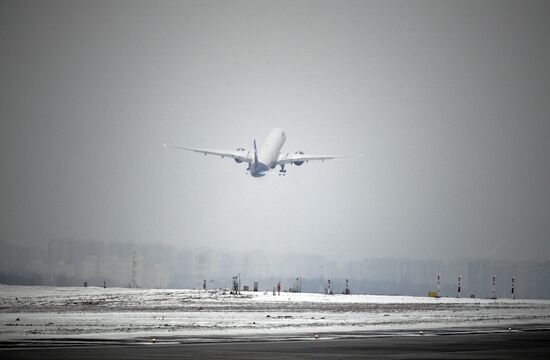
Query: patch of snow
[[1, 285, 549, 341]]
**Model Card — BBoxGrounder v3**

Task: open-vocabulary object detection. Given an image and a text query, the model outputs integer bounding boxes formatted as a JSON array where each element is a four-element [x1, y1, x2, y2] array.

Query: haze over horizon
[[1, 0, 550, 263]]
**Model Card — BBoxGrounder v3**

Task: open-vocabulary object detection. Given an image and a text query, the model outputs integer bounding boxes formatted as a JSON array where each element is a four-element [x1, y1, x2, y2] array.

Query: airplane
[[164, 128, 349, 177]]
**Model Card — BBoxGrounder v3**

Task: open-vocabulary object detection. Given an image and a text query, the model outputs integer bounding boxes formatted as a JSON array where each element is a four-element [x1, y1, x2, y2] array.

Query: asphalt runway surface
[[2, 329, 550, 359]]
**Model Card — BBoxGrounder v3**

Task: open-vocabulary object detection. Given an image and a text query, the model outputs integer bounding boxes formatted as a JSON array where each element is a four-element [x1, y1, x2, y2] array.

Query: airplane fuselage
[[250, 128, 286, 177]]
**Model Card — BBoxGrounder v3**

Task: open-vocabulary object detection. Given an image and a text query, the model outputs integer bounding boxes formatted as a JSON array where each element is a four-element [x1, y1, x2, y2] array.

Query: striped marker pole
[[492, 274, 497, 299], [437, 273, 441, 298], [512, 277, 516, 299], [457, 275, 462, 298]]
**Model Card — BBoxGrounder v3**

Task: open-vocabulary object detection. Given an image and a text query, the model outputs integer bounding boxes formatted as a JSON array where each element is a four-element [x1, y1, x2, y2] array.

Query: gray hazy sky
[[1, 0, 549, 261]]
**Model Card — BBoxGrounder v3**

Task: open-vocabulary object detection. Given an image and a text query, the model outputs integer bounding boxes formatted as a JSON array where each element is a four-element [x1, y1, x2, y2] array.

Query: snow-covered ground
[[1, 285, 549, 342]]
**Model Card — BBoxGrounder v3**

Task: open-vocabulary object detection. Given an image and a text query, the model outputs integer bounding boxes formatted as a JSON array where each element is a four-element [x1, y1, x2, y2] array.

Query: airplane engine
[[292, 151, 305, 166], [234, 148, 245, 163]]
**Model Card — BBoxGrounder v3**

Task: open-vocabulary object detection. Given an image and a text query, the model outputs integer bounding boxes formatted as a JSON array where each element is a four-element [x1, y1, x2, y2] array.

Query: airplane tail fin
[[253, 139, 258, 163]]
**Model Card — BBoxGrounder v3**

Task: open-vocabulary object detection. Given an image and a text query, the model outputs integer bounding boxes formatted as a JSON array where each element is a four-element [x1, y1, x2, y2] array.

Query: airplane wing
[[275, 152, 351, 165], [164, 144, 253, 163]]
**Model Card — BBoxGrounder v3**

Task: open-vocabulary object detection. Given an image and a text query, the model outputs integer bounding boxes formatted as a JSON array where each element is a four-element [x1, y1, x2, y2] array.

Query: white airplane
[[164, 128, 349, 177]]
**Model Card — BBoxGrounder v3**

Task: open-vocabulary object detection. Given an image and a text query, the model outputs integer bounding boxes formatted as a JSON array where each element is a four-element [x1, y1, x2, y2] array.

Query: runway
[[2, 329, 550, 359], [2, 286, 550, 358]]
